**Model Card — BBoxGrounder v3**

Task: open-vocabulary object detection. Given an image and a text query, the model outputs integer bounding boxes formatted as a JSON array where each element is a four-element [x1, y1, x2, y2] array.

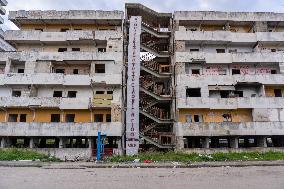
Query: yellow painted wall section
[[0, 109, 112, 123], [0, 110, 6, 122], [265, 86, 284, 97], [178, 109, 253, 123]]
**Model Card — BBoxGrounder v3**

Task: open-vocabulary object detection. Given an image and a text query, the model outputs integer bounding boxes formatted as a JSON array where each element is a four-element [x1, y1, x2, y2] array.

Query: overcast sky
[[2, 0, 284, 30]]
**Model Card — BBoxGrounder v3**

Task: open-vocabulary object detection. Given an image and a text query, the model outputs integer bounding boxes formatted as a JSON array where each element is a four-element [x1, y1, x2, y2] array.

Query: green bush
[[0, 149, 60, 161]]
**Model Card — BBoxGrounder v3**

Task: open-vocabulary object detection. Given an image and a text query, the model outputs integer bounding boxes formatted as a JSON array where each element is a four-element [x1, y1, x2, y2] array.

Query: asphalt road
[[0, 166, 283, 189]]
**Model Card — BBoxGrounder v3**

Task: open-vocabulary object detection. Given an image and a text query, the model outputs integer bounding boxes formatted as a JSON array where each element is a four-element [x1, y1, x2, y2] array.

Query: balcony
[[175, 122, 284, 137], [0, 122, 123, 137], [0, 97, 91, 109], [0, 73, 122, 86], [0, 51, 123, 62], [175, 52, 284, 64], [5, 30, 122, 45], [177, 74, 284, 86], [177, 97, 284, 109], [175, 30, 284, 45]]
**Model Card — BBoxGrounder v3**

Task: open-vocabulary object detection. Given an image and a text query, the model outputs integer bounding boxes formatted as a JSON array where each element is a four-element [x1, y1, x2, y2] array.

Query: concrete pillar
[[117, 138, 122, 150], [59, 138, 66, 148], [4, 59, 11, 74], [202, 137, 210, 148], [230, 137, 239, 148], [257, 137, 267, 147], [29, 138, 35, 148], [88, 138, 95, 149], [1, 137, 11, 148], [176, 136, 185, 150]]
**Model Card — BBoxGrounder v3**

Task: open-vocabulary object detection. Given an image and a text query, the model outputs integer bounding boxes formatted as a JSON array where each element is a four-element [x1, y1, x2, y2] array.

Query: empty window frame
[[12, 90, 21, 97], [50, 114, 61, 122], [60, 28, 69, 32], [107, 91, 113, 94], [67, 91, 77, 98], [222, 114, 232, 122], [58, 48, 67, 52], [65, 114, 75, 122], [193, 115, 203, 122], [98, 48, 106, 52], [232, 69, 241, 75], [94, 114, 104, 122], [72, 48, 80, 52], [234, 91, 244, 97], [186, 88, 201, 97], [185, 114, 192, 123], [106, 114, 111, 122], [274, 89, 282, 97], [191, 69, 200, 75], [190, 49, 199, 52], [19, 114, 27, 122], [96, 91, 105, 94], [73, 69, 79, 74], [55, 69, 65, 74], [17, 69, 24, 73], [95, 64, 105, 73], [216, 49, 226, 53], [8, 114, 18, 122], [271, 70, 277, 74], [53, 91, 63, 97]]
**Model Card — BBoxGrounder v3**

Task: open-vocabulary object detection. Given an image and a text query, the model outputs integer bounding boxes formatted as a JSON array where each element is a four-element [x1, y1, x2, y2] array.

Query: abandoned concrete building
[[0, 3, 284, 159]]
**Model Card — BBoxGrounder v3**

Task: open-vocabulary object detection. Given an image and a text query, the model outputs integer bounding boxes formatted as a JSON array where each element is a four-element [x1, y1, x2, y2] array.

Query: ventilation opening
[[193, 115, 203, 122], [190, 49, 199, 52], [186, 88, 201, 97]]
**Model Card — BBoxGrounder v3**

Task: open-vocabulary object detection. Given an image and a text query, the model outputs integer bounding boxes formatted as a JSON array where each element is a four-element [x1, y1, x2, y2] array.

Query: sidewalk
[[1, 160, 284, 169]]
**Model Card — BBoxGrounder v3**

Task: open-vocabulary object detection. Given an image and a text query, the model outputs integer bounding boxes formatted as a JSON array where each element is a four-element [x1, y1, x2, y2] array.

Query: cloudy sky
[[2, 0, 284, 30]]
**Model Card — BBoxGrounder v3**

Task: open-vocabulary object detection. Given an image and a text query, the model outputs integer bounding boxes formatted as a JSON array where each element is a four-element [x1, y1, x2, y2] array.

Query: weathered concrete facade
[[174, 10, 284, 150], [0, 9, 124, 159], [1, 4, 284, 156]]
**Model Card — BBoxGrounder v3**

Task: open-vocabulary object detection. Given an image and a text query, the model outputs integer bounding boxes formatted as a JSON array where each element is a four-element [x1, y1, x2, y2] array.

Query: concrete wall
[[35, 148, 92, 161], [175, 122, 284, 137], [0, 122, 123, 137]]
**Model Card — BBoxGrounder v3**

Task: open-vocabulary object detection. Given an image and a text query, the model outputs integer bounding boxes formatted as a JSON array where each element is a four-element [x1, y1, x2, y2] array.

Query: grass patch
[[0, 149, 60, 162], [105, 151, 284, 163]]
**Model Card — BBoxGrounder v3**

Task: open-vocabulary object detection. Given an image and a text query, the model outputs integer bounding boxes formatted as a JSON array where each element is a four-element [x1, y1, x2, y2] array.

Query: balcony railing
[[176, 122, 284, 137]]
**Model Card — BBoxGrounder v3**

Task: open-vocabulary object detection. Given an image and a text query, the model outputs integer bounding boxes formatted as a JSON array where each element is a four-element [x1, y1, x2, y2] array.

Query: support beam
[[230, 137, 239, 148], [88, 138, 95, 149], [59, 138, 66, 148], [29, 138, 35, 148], [257, 137, 267, 147], [202, 137, 209, 148], [176, 136, 185, 150]]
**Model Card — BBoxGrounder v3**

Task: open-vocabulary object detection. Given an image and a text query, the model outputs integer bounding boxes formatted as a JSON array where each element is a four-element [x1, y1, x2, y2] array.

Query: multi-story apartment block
[[1, 3, 284, 159], [0, 9, 124, 159], [174, 11, 284, 151], [0, 0, 14, 51]]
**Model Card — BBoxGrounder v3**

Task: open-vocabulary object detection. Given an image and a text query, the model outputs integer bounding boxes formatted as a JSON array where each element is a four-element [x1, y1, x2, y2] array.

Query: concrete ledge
[[176, 122, 284, 136], [35, 148, 92, 161], [181, 147, 284, 154], [1, 160, 284, 169], [0, 122, 123, 137]]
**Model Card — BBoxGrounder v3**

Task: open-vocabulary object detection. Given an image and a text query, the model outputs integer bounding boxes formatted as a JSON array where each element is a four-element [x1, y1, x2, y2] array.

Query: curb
[[1, 160, 284, 169]]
